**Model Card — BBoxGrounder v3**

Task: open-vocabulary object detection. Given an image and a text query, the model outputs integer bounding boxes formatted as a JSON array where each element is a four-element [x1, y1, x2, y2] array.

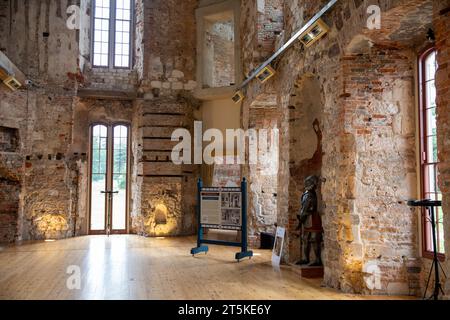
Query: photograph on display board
[[221, 192, 230, 208], [221, 209, 241, 226], [220, 192, 242, 226], [221, 192, 241, 209]]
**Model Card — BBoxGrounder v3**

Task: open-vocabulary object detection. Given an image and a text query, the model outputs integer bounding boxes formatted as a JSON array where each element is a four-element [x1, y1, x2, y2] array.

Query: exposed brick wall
[[0, 0, 79, 85], [131, 97, 198, 237], [0, 0, 8, 52], [139, 0, 198, 95], [0, 126, 19, 152], [0, 150, 22, 243], [256, 0, 283, 62], [248, 107, 279, 246], [204, 19, 235, 88], [340, 47, 419, 295], [241, 0, 440, 295], [211, 156, 241, 188], [241, 0, 284, 75], [0, 178, 20, 243], [1, 0, 201, 242], [19, 90, 77, 240]]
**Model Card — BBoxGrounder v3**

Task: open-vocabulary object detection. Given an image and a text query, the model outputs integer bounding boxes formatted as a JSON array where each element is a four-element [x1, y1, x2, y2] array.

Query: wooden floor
[[0, 235, 412, 300]]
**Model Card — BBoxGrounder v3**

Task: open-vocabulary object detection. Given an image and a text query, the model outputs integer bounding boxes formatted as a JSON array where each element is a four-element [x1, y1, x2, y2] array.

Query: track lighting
[[298, 19, 330, 48]]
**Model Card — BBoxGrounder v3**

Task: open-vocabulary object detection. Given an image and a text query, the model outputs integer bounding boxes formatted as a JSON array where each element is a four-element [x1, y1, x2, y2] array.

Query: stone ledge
[[77, 88, 137, 100]]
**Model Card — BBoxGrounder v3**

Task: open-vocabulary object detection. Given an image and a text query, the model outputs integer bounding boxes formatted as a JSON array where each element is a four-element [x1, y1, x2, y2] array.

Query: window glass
[[420, 49, 444, 255]]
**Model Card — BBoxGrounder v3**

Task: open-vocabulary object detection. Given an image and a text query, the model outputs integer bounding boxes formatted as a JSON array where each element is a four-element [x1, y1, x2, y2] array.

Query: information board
[[192, 180, 253, 262], [200, 187, 242, 230]]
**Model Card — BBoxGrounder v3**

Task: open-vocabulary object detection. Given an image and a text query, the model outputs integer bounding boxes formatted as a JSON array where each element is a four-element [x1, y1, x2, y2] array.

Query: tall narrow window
[[92, 0, 133, 69], [419, 48, 445, 257], [89, 124, 130, 235]]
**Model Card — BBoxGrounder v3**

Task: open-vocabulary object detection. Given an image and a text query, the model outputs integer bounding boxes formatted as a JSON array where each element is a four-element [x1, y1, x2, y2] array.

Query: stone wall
[[1, 0, 79, 86], [131, 97, 199, 237], [139, 0, 198, 96], [340, 47, 419, 295], [0, 0, 201, 241], [0, 148, 22, 243], [287, 76, 324, 264], [0, 0, 83, 241], [241, 0, 284, 75], [248, 107, 279, 245], [240, 0, 442, 295], [256, 0, 284, 62], [204, 19, 235, 88], [20, 90, 77, 240], [131, 0, 200, 237], [0, 86, 80, 241]]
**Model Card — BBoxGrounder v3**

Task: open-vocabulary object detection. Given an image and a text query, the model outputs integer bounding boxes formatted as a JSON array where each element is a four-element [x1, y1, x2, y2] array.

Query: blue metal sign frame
[[191, 178, 253, 262]]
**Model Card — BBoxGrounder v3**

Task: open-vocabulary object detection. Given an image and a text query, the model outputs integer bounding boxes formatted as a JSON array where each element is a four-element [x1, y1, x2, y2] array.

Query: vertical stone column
[[131, 98, 197, 237], [337, 48, 419, 295]]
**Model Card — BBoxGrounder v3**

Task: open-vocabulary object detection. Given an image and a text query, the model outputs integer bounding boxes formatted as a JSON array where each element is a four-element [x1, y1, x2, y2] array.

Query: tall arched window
[[92, 0, 134, 68], [419, 48, 445, 258]]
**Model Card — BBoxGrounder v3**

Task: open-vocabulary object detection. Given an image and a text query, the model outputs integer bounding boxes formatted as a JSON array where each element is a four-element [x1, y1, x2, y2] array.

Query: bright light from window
[[420, 49, 444, 255], [92, 0, 132, 68], [114, 0, 132, 68]]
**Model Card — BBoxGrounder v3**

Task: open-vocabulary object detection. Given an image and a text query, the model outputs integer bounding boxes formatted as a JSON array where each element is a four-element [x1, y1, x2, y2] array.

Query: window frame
[[418, 46, 445, 261], [91, 0, 135, 70], [88, 122, 131, 235]]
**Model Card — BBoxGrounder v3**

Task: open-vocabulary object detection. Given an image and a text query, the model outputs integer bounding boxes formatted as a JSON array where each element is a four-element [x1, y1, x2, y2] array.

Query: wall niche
[[0, 126, 19, 153]]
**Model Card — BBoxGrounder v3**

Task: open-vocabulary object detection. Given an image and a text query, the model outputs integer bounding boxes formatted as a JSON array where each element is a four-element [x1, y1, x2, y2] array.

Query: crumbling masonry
[[0, 0, 449, 297]]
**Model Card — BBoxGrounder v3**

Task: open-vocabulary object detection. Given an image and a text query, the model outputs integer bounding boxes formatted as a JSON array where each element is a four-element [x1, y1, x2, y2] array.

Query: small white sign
[[272, 227, 285, 267]]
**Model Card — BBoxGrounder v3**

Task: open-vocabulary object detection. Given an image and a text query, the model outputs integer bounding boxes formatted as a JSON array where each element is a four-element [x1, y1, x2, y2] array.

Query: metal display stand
[[408, 199, 447, 300], [191, 178, 253, 262]]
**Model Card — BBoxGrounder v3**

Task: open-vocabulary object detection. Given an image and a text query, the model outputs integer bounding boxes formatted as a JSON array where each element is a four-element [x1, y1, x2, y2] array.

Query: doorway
[[89, 124, 130, 235]]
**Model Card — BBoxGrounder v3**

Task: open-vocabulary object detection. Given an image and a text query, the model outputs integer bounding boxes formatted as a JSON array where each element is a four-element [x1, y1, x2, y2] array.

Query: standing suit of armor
[[296, 176, 323, 266]]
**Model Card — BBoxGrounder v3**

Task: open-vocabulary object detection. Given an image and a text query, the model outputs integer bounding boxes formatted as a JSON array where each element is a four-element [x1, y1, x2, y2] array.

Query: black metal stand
[[408, 200, 447, 300]]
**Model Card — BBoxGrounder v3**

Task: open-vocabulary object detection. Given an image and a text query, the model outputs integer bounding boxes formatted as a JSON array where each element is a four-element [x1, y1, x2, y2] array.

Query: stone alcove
[[287, 75, 324, 264]]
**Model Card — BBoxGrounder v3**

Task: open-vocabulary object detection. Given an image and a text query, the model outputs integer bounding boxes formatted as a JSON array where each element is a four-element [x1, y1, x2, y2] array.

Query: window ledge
[[423, 251, 446, 262]]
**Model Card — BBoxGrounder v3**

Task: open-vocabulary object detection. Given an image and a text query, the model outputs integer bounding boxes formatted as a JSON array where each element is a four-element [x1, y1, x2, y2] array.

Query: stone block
[[171, 70, 185, 78], [151, 81, 162, 88], [172, 82, 183, 90]]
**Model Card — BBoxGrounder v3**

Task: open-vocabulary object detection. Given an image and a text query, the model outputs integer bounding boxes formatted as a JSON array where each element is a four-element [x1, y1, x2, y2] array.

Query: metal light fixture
[[232, 91, 245, 104], [256, 65, 276, 83], [0, 65, 22, 92], [3, 76, 22, 91], [298, 18, 329, 48]]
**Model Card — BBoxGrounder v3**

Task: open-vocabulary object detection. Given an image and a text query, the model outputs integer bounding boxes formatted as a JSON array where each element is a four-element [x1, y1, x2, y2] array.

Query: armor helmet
[[304, 176, 319, 190]]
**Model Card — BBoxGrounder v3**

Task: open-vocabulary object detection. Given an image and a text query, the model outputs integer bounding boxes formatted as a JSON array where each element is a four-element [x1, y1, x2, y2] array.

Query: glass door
[[89, 124, 130, 235]]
